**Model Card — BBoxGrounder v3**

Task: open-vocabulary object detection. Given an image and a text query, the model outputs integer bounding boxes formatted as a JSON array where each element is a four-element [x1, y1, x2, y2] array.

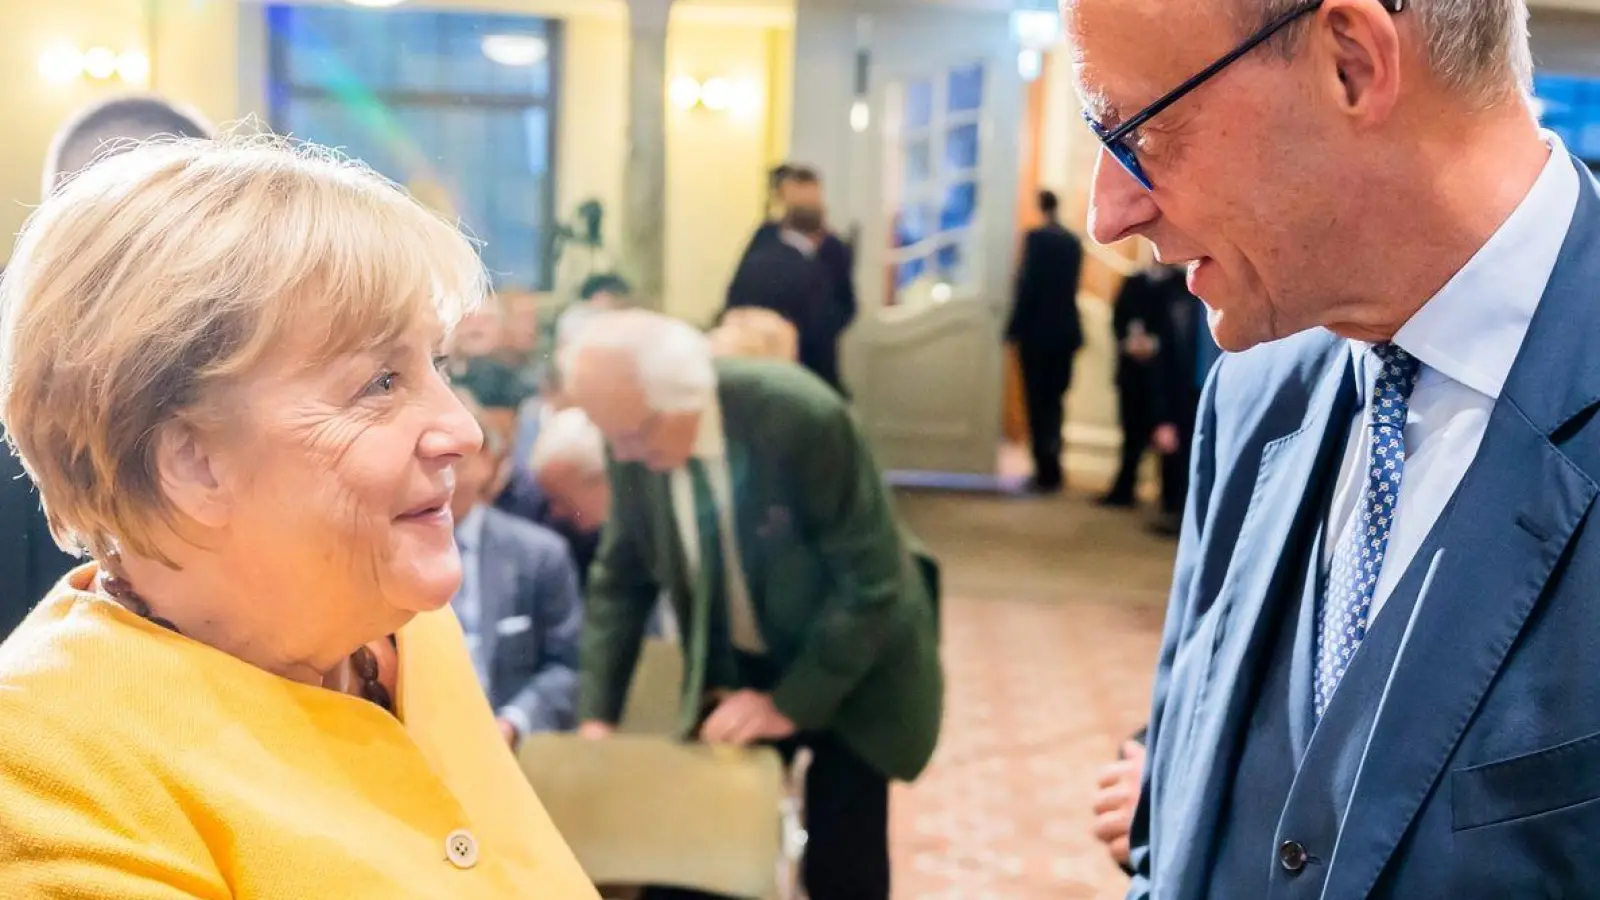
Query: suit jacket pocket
[[1453, 728, 1600, 831]]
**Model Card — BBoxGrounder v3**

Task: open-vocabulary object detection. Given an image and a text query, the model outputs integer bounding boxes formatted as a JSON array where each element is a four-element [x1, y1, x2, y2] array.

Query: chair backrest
[[519, 733, 786, 896], [618, 636, 684, 736]]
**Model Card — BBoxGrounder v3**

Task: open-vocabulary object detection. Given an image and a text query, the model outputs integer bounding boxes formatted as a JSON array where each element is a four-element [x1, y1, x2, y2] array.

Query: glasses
[[1084, 0, 1405, 190]]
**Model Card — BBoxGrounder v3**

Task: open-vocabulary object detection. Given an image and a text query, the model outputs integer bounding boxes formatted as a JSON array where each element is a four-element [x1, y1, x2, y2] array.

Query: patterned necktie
[[1314, 343, 1422, 719]]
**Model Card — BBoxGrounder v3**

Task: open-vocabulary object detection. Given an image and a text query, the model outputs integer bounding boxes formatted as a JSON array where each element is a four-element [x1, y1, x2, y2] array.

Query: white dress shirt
[[668, 396, 767, 654], [1323, 133, 1580, 623]]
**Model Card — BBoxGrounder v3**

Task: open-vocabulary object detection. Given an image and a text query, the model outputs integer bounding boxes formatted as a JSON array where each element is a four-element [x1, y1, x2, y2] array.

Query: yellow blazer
[[0, 566, 599, 899]]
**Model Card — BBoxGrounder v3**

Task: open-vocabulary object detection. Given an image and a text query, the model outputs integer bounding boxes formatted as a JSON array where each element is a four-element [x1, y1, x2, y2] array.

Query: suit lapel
[[1320, 158, 1600, 898], [726, 440, 765, 595], [1160, 347, 1354, 898], [1322, 407, 1595, 898]]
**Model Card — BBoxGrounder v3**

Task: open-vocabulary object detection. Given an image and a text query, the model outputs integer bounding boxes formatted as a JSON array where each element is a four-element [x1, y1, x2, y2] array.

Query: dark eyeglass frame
[[1084, 0, 1405, 190]]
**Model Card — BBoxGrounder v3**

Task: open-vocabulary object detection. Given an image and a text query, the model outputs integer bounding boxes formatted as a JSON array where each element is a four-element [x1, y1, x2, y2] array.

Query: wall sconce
[[39, 45, 150, 86], [670, 75, 761, 118]]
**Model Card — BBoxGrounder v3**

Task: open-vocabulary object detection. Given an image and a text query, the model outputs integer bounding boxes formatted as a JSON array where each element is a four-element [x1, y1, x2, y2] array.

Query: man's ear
[[1317, 0, 1403, 126], [154, 422, 232, 530]]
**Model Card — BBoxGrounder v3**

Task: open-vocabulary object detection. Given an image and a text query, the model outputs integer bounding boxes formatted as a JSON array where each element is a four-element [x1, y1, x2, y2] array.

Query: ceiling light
[[345, 0, 408, 7], [481, 34, 547, 68]]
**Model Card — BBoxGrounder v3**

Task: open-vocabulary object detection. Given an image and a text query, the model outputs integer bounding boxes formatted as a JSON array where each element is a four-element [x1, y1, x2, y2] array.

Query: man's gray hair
[[529, 407, 607, 476], [44, 94, 215, 194], [1247, 0, 1533, 101], [561, 309, 716, 413]]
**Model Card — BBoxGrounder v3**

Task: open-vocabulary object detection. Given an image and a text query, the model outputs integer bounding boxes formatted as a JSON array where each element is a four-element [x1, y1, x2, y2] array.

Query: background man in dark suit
[[1102, 266, 1168, 507], [1005, 189, 1084, 493], [728, 166, 856, 394], [1073, 0, 1600, 895], [563, 310, 941, 900], [1, 94, 214, 637]]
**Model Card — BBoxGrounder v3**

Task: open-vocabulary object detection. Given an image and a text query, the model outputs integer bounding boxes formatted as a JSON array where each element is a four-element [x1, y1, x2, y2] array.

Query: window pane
[[1536, 71, 1600, 161], [270, 6, 552, 99], [947, 63, 984, 114], [945, 122, 979, 172], [906, 79, 934, 131], [940, 180, 978, 232], [267, 4, 558, 289], [903, 138, 932, 189]]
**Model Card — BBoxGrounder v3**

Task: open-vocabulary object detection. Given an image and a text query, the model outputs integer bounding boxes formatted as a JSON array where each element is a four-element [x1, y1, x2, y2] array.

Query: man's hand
[[1092, 741, 1147, 867], [699, 690, 797, 746], [578, 720, 615, 740], [1123, 328, 1158, 361], [496, 718, 520, 749], [1152, 423, 1181, 455]]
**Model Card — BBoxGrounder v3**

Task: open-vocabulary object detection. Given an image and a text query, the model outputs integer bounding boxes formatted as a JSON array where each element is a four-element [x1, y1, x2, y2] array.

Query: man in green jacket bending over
[[563, 309, 942, 900]]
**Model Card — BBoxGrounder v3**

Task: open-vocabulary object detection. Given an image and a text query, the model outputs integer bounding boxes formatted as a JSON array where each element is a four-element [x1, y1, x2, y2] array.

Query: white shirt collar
[[455, 503, 488, 549], [1355, 131, 1580, 401], [780, 228, 820, 259]]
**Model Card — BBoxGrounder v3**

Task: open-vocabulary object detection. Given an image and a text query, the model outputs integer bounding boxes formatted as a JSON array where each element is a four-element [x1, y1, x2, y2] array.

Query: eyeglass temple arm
[[1102, 0, 1403, 145]]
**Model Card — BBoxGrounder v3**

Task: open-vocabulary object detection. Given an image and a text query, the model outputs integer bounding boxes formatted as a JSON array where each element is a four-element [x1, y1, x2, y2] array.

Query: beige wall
[[0, 0, 791, 327], [0, 0, 237, 260], [555, 16, 629, 269], [663, 20, 782, 325]]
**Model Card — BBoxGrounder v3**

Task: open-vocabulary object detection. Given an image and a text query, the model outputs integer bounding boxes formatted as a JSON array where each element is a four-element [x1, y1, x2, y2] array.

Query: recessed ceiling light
[[481, 34, 547, 68]]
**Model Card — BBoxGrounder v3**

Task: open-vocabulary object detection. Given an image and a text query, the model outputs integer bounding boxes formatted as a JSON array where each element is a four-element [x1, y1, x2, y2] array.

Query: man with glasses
[[1068, 0, 1600, 896]]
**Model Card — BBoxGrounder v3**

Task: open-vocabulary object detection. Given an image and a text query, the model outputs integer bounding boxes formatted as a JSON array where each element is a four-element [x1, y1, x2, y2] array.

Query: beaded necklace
[[97, 570, 396, 715]]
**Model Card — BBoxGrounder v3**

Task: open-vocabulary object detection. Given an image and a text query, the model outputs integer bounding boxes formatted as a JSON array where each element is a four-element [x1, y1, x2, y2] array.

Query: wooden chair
[[519, 734, 803, 899], [618, 636, 685, 737]]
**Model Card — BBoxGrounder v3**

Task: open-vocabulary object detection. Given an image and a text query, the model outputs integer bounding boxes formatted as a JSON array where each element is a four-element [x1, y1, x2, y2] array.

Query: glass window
[[1535, 72, 1600, 163], [267, 5, 559, 289], [884, 62, 987, 305]]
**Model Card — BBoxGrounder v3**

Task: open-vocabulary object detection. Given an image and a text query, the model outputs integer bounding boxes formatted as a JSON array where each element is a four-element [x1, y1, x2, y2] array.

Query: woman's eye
[[365, 370, 399, 396]]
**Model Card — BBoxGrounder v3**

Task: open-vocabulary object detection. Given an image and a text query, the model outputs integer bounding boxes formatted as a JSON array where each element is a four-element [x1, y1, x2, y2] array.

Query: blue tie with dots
[[1315, 343, 1422, 719]]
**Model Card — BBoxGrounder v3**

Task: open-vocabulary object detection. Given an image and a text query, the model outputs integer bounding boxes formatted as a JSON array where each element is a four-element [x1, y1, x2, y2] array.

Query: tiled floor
[[887, 479, 1175, 899]]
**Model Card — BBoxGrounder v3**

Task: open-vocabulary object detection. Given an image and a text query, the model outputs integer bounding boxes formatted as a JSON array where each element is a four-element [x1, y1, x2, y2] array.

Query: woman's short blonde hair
[[0, 134, 488, 560]]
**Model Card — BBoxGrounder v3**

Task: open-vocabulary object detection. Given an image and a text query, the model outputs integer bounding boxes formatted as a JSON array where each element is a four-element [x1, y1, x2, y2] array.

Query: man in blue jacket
[[1069, 0, 1600, 895]]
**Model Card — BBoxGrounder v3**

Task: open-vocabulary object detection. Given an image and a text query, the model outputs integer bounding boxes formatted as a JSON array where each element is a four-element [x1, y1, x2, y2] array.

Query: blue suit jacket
[[1134, 158, 1600, 899], [474, 507, 584, 734]]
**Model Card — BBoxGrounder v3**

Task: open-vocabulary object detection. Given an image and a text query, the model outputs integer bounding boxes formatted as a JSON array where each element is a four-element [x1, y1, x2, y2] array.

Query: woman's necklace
[[97, 571, 396, 716]]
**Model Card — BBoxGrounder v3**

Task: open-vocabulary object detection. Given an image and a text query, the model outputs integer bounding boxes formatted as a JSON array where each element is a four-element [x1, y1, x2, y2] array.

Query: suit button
[[1279, 840, 1308, 873], [445, 829, 478, 869]]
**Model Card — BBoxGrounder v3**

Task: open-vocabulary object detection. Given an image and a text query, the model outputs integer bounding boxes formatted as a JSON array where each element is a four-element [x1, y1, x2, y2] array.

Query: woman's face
[[209, 319, 481, 634]]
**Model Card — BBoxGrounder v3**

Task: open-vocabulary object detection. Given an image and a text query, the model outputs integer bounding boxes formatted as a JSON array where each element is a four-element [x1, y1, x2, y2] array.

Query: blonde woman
[[0, 136, 597, 898]]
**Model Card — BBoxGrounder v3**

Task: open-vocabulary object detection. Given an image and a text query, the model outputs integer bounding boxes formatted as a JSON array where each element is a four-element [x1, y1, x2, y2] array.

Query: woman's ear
[[154, 422, 232, 530]]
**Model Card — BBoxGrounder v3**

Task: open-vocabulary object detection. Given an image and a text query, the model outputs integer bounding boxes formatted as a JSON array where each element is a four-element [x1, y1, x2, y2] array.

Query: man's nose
[[1087, 149, 1161, 246]]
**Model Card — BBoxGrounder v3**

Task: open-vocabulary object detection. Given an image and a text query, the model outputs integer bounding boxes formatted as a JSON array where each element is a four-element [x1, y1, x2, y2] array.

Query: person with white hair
[[561, 309, 941, 900], [1069, 0, 1600, 894], [1, 94, 216, 641], [522, 406, 610, 584]]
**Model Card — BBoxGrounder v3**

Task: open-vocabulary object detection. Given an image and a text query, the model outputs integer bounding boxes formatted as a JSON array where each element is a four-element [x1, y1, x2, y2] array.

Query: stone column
[[622, 0, 674, 310]]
